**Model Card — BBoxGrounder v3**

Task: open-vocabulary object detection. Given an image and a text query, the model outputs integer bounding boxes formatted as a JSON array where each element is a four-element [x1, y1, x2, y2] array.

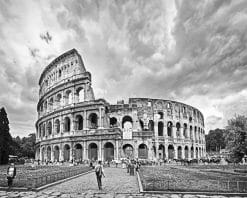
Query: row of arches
[[38, 113, 99, 137], [39, 142, 205, 162], [39, 87, 85, 113]]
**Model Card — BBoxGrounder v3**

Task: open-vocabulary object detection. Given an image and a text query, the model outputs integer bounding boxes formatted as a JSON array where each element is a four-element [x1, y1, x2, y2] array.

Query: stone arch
[[49, 97, 54, 111], [177, 146, 182, 159], [74, 143, 83, 161], [183, 123, 188, 138], [88, 143, 98, 160], [167, 121, 173, 137], [76, 87, 84, 102], [41, 147, 45, 162], [56, 93, 62, 107], [168, 145, 174, 159], [123, 144, 134, 158], [158, 121, 164, 136], [110, 117, 118, 128], [64, 144, 70, 162], [75, 115, 83, 130], [190, 125, 193, 139], [191, 146, 194, 159], [47, 121, 52, 135], [42, 123, 46, 137], [54, 145, 59, 162], [47, 146, 51, 161], [138, 144, 148, 159], [176, 122, 181, 137], [184, 146, 189, 159], [88, 113, 98, 129], [104, 142, 114, 161], [64, 117, 71, 132], [158, 144, 165, 159], [65, 90, 73, 105], [122, 115, 133, 128]]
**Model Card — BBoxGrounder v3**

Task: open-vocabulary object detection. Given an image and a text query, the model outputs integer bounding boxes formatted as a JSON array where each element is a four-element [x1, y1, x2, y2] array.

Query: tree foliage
[[0, 107, 12, 164], [205, 128, 226, 152], [225, 115, 247, 162], [10, 133, 36, 158]]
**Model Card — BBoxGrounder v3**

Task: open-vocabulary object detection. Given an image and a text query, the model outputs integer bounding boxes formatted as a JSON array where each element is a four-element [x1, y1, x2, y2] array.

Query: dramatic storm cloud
[[0, 0, 247, 137]]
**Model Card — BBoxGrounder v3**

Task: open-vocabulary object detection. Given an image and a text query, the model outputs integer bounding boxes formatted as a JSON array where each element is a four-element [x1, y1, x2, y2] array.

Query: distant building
[[35, 49, 206, 162]]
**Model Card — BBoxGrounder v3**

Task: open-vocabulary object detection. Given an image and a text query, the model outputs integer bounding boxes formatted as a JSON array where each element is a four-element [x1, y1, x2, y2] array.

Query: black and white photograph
[[0, 0, 246, 197]]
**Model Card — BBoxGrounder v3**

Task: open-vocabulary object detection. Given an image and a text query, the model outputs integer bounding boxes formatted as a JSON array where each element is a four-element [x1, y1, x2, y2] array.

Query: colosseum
[[35, 49, 206, 163]]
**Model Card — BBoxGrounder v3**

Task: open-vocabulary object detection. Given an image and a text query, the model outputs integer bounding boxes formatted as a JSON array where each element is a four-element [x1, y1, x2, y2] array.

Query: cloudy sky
[[0, 0, 247, 137]]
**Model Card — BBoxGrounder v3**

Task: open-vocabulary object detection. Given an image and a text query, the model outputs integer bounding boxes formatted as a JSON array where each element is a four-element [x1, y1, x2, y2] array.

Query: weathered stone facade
[[36, 49, 206, 162]]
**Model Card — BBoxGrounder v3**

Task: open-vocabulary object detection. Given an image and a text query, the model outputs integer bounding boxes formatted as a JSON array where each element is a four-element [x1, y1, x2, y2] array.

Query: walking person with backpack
[[95, 161, 105, 190]]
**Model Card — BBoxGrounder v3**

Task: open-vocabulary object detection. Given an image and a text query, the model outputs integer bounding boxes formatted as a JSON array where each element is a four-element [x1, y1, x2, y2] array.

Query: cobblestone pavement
[[43, 167, 139, 194], [0, 167, 246, 197]]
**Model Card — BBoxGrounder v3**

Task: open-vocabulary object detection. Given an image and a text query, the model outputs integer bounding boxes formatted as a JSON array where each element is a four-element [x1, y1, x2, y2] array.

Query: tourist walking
[[95, 161, 105, 190], [6, 163, 16, 189]]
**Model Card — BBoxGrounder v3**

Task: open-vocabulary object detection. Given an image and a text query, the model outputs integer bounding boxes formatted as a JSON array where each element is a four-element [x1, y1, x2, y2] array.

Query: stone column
[[163, 121, 167, 137], [83, 141, 86, 160], [165, 145, 168, 160], [60, 116, 63, 135], [99, 108, 102, 128], [99, 141, 102, 161], [181, 146, 185, 159], [51, 145, 54, 162], [174, 145, 177, 159], [60, 144, 64, 162], [116, 140, 119, 161], [172, 126, 177, 138], [180, 126, 184, 139], [188, 146, 191, 160], [83, 111, 87, 129]]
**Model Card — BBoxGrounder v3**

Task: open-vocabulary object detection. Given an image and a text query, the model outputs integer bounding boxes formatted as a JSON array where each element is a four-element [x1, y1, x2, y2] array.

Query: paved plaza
[[0, 168, 245, 197]]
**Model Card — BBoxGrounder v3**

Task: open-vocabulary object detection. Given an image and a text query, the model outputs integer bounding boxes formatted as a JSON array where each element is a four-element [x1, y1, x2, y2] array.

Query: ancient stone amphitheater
[[35, 49, 206, 163]]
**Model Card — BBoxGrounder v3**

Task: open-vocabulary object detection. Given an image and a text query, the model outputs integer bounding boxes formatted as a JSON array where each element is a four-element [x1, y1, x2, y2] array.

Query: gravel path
[[42, 167, 139, 194]]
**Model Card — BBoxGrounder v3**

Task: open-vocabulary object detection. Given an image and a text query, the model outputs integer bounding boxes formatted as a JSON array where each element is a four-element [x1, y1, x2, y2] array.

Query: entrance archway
[[158, 144, 165, 159], [123, 144, 134, 158], [47, 146, 51, 161], [138, 144, 148, 159], [177, 146, 182, 159], [191, 146, 194, 159], [74, 144, 83, 161], [64, 144, 70, 162], [168, 145, 174, 159], [88, 143, 98, 160], [184, 146, 189, 159], [104, 142, 114, 161], [54, 146, 59, 162]]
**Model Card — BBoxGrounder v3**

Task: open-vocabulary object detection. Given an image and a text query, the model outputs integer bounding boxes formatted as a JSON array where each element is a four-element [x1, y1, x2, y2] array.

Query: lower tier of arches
[[36, 140, 206, 163]]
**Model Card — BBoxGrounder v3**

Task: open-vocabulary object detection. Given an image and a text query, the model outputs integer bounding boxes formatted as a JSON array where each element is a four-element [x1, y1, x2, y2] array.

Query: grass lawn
[[0, 164, 92, 189], [139, 165, 247, 192]]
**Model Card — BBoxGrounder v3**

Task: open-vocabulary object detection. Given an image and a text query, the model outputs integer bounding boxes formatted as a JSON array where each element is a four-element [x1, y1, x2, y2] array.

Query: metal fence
[[0, 166, 91, 189], [141, 179, 247, 192]]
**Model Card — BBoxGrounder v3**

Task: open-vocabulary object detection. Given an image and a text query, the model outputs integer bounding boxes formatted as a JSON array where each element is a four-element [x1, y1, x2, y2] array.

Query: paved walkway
[[42, 167, 139, 194], [0, 167, 246, 197]]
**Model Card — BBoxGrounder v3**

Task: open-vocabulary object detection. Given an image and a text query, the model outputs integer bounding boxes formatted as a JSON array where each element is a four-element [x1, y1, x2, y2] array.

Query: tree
[[205, 128, 226, 152], [21, 133, 36, 158], [225, 115, 247, 162], [0, 107, 12, 164]]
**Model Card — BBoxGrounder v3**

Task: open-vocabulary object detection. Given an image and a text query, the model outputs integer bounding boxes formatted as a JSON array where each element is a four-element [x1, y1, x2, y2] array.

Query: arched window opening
[[76, 87, 84, 103], [110, 117, 118, 128], [65, 90, 72, 105], [55, 119, 60, 133], [158, 121, 164, 136], [122, 116, 133, 129], [148, 120, 154, 131], [189, 117, 192, 122], [47, 146, 51, 161], [158, 112, 163, 119], [56, 94, 62, 107], [54, 146, 59, 162], [183, 123, 187, 138], [190, 126, 193, 139], [177, 146, 182, 159], [176, 122, 181, 137], [58, 69, 62, 77], [49, 98, 53, 111], [74, 144, 82, 162], [89, 113, 98, 129], [64, 117, 71, 132], [64, 144, 70, 162], [167, 103, 171, 109], [88, 143, 98, 160], [42, 124, 46, 137], [44, 101, 47, 112], [167, 121, 173, 137], [185, 146, 189, 159], [123, 144, 134, 158], [47, 121, 52, 135], [138, 144, 148, 159], [168, 145, 174, 159], [104, 142, 114, 161], [75, 115, 83, 130]]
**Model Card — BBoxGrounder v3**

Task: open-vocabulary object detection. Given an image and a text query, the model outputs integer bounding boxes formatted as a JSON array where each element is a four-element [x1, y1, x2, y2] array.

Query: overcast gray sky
[[0, 0, 247, 137]]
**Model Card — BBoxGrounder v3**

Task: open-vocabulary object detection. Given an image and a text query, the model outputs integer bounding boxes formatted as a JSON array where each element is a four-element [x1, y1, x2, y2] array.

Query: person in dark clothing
[[7, 163, 16, 189], [95, 161, 105, 190]]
